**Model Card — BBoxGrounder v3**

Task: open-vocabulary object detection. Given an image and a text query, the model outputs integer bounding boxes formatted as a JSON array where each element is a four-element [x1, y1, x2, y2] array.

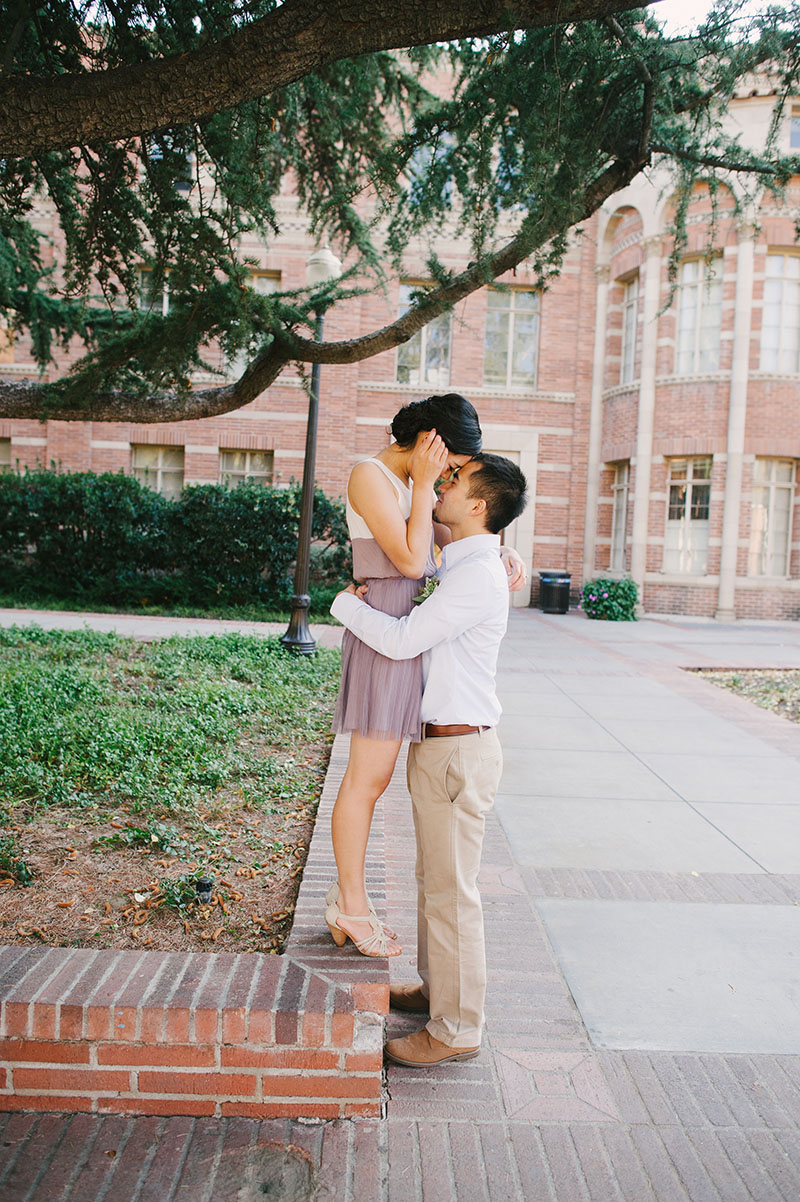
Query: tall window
[[220, 449, 274, 488], [664, 457, 712, 574], [760, 254, 800, 373], [675, 259, 722, 374], [0, 438, 10, 473], [131, 445, 184, 499], [610, 462, 629, 571], [749, 459, 795, 576], [396, 285, 451, 386], [483, 289, 539, 387], [620, 277, 638, 384]]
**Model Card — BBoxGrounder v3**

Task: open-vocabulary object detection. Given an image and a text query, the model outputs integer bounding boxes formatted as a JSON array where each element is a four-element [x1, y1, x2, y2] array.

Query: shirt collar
[[440, 533, 501, 570]]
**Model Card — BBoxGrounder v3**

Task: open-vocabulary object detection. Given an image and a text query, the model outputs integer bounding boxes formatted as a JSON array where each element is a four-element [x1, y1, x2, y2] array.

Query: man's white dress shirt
[[330, 533, 508, 727]]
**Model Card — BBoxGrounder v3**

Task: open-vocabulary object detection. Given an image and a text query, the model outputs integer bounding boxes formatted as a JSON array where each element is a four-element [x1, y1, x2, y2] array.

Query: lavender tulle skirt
[[332, 575, 424, 742]]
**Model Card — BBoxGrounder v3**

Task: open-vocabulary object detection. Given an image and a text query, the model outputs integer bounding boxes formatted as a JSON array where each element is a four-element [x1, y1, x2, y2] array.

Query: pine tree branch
[[0, 0, 654, 155], [0, 148, 649, 422], [649, 139, 799, 176]]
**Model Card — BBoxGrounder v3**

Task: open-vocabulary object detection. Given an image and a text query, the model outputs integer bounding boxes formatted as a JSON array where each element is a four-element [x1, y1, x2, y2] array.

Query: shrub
[[0, 469, 351, 609], [580, 576, 638, 621]]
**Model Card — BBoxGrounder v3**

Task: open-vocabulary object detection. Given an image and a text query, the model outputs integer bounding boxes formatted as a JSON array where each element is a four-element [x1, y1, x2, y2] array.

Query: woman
[[326, 394, 524, 957]]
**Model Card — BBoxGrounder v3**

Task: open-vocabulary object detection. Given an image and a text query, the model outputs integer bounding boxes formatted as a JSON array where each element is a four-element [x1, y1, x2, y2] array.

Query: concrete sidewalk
[[3, 608, 800, 1199]]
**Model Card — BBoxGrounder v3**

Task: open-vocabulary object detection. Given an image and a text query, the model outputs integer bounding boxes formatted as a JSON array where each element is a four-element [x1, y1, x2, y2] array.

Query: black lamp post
[[280, 246, 341, 654]]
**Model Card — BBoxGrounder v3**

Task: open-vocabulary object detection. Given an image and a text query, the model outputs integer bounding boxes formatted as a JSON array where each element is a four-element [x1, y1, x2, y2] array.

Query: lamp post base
[[280, 594, 317, 654]]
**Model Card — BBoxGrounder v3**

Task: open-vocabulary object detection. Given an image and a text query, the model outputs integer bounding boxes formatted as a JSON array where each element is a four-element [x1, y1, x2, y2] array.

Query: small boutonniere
[[412, 576, 440, 604]]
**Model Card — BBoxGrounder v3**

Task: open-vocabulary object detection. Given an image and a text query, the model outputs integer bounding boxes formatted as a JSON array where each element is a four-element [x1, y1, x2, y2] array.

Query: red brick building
[[2, 91, 799, 619]]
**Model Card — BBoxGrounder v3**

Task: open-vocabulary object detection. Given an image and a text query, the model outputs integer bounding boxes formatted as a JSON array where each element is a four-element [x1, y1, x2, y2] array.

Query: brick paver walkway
[[2, 607, 800, 1199]]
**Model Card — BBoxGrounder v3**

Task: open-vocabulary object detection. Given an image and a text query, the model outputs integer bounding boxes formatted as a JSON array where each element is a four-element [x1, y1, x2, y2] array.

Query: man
[[330, 452, 528, 1068]]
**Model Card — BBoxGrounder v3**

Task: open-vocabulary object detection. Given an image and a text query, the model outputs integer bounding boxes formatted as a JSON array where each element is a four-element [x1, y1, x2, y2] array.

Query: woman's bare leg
[[331, 733, 402, 954]]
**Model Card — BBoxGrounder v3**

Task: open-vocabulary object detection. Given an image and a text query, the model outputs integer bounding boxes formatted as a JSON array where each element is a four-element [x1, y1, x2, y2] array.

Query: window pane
[[511, 310, 538, 385], [669, 483, 687, 521], [249, 452, 273, 475], [160, 472, 184, 500], [691, 484, 710, 520], [0, 438, 10, 470], [424, 314, 451, 384], [677, 261, 721, 374], [693, 458, 712, 480], [791, 113, 800, 149], [132, 445, 160, 468], [621, 277, 638, 384], [516, 291, 538, 311], [397, 335, 421, 384], [487, 290, 509, 311], [221, 450, 247, 473], [761, 256, 800, 373], [484, 310, 509, 383], [748, 461, 794, 576], [161, 448, 185, 470]]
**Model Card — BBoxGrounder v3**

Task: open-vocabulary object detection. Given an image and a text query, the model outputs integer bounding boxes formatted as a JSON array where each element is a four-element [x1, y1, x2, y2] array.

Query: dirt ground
[[0, 775, 327, 956]]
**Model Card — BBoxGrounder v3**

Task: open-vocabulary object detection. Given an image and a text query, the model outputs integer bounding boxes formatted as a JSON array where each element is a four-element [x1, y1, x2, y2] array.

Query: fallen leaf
[[57, 899, 76, 908]]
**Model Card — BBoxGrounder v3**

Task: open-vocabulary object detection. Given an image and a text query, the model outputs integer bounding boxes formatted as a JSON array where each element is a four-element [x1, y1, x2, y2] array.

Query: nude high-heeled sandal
[[325, 899, 401, 958], [325, 880, 397, 941]]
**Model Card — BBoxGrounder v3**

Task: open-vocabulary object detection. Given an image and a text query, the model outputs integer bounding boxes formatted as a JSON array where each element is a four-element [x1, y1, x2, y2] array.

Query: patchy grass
[[0, 625, 340, 953], [694, 668, 800, 725]]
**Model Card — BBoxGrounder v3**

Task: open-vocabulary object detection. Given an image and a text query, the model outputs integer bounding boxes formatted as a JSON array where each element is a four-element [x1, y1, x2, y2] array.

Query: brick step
[[0, 945, 383, 1119], [0, 734, 393, 1120]]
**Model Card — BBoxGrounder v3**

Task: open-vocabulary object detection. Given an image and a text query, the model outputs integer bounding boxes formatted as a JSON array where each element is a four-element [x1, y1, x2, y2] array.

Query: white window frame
[[131, 444, 185, 499], [610, 462, 629, 572], [748, 458, 795, 577], [220, 449, 274, 489], [0, 437, 11, 473], [760, 254, 800, 374], [675, 258, 722, 375], [664, 457, 712, 575], [483, 288, 540, 388], [620, 276, 638, 384], [396, 284, 451, 387]]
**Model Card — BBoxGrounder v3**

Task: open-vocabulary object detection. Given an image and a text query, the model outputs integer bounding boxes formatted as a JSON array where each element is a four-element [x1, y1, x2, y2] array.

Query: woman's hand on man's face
[[407, 429, 449, 488]]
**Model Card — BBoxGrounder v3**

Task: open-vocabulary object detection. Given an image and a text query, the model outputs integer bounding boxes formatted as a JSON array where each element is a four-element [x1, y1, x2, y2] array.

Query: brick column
[[715, 221, 756, 623], [629, 236, 662, 613], [582, 263, 611, 581]]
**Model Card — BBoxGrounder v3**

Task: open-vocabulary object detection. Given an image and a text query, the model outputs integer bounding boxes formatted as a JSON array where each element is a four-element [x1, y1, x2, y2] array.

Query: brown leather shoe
[[389, 984, 429, 1013], [384, 1027, 480, 1067]]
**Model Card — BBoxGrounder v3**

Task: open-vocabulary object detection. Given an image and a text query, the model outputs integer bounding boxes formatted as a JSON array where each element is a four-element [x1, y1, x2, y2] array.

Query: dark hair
[[391, 394, 482, 455], [467, 453, 528, 534]]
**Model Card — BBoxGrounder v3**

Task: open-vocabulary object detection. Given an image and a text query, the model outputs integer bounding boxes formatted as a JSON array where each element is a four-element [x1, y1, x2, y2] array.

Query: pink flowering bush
[[579, 576, 638, 620]]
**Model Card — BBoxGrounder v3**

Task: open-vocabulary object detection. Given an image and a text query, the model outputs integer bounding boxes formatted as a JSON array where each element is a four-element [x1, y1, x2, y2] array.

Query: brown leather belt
[[424, 723, 489, 737]]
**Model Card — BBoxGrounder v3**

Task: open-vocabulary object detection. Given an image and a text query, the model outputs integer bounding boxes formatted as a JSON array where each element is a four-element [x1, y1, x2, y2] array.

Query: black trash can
[[538, 570, 571, 614]]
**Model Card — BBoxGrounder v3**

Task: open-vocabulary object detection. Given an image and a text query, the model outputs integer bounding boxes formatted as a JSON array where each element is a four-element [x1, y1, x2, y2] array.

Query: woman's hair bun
[[390, 394, 482, 455]]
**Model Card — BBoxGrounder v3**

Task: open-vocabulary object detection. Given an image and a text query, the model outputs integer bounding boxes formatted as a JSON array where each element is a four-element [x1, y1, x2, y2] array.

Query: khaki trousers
[[406, 727, 503, 1048]]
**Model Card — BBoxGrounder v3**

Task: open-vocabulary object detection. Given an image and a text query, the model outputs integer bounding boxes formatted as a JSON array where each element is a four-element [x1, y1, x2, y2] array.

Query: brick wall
[[0, 945, 383, 1120]]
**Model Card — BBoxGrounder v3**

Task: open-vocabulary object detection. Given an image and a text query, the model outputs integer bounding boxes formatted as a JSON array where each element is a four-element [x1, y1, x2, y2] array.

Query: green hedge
[[0, 469, 351, 609]]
